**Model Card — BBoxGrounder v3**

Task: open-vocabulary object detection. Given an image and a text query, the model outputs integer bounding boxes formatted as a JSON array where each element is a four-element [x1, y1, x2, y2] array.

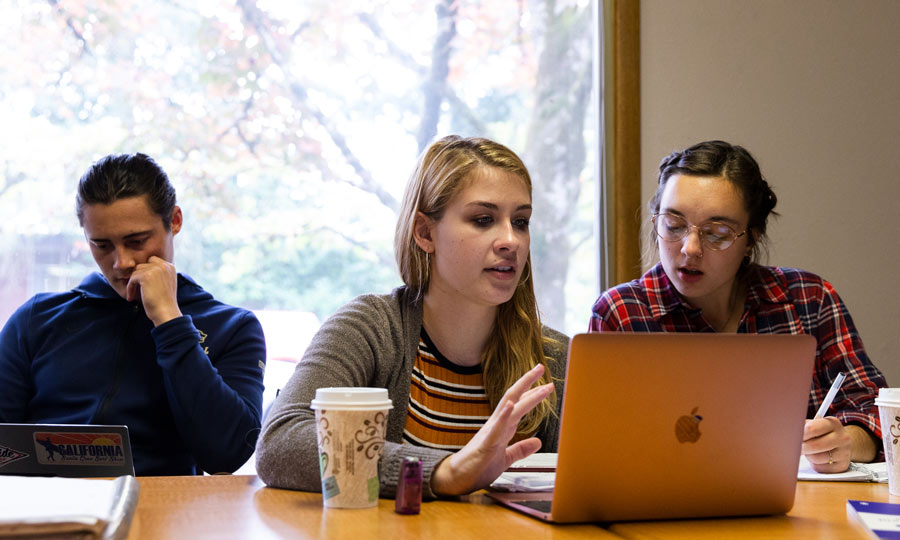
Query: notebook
[[0, 475, 140, 538], [0, 423, 134, 477], [488, 332, 816, 523]]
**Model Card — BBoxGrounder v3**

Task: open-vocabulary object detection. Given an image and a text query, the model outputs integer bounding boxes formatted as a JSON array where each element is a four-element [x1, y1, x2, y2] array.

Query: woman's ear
[[412, 212, 435, 254]]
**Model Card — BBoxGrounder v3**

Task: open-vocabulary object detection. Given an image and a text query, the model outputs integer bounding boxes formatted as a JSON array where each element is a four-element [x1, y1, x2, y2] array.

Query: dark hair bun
[[759, 179, 778, 215]]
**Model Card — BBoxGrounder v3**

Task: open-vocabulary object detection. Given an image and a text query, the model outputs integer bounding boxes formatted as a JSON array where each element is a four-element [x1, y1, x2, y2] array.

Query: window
[[1, 1, 599, 396]]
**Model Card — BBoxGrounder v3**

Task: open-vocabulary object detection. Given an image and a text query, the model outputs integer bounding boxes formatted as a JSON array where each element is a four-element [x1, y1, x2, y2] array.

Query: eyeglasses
[[651, 213, 746, 251]]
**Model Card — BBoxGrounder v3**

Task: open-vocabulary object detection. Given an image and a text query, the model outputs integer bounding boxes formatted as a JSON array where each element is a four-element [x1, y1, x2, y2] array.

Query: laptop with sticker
[[488, 332, 816, 523], [0, 423, 134, 477]]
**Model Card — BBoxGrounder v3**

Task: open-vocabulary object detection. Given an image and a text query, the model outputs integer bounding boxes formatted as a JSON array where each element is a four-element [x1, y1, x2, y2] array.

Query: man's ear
[[412, 211, 435, 254], [170, 206, 183, 235]]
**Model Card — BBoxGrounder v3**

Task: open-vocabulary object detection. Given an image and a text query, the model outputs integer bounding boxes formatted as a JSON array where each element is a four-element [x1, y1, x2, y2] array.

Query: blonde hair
[[394, 135, 556, 435]]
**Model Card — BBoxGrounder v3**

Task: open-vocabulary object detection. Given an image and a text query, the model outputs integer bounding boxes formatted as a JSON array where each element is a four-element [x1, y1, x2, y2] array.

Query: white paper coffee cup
[[311, 388, 393, 508], [875, 388, 900, 496]]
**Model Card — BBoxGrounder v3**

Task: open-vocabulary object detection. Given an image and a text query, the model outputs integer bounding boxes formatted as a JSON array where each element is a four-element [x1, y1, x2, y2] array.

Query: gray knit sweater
[[255, 286, 569, 499]]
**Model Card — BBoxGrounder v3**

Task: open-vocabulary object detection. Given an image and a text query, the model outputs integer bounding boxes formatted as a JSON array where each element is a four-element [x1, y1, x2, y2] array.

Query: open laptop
[[488, 332, 816, 523], [0, 423, 134, 477]]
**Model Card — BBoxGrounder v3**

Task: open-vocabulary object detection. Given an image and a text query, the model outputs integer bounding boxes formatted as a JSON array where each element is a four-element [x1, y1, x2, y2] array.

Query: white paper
[[494, 453, 558, 492], [491, 472, 556, 492], [508, 452, 558, 470], [0, 475, 139, 538], [797, 455, 888, 482]]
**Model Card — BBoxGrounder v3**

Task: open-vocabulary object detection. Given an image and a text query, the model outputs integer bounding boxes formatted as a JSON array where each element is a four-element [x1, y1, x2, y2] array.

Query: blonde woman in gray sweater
[[255, 135, 568, 499]]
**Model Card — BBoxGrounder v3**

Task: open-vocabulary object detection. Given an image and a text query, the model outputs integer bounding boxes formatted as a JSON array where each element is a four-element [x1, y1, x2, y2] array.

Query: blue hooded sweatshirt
[[0, 272, 265, 475]]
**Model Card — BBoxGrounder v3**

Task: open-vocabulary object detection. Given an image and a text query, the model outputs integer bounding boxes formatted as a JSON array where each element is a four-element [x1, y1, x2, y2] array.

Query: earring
[[421, 249, 431, 285]]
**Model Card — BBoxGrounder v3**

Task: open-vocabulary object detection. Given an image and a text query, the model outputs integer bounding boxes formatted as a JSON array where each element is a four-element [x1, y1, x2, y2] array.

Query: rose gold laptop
[[488, 333, 816, 523]]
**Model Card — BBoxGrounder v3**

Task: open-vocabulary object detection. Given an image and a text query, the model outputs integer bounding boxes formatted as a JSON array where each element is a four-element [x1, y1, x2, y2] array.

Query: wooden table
[[610, 481, 898, 540], [128, 475, 618, 539], [127, 476, 896, 539]]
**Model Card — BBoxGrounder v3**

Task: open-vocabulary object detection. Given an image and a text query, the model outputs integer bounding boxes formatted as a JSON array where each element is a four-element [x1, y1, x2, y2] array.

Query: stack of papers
[[492, 453, 557, 492], [0, 475, 139, 539], [491, 471, 555, 492]]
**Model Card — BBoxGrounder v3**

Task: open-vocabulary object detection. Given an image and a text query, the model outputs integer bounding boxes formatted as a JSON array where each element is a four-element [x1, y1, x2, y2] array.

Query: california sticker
[[0, 444, 29, 469], [33, 432, 126, 466]]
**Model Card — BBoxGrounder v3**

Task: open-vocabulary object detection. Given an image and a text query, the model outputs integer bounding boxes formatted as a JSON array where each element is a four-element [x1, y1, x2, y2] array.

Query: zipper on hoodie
[[92, 303, 141, 423]]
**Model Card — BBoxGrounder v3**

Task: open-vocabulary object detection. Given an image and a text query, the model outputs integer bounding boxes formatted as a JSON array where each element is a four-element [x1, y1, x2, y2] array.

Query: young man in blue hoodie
[[0, 153, 266, 475]]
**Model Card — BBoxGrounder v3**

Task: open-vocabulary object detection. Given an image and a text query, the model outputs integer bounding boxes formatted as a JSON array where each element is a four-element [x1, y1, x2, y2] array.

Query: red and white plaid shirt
[[589, 262, 887, 439]]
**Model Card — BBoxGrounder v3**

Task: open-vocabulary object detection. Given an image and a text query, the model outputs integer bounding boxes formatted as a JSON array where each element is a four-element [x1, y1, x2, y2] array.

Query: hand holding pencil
[[814, 372, 846, 419], [802, 372, 851, 473]]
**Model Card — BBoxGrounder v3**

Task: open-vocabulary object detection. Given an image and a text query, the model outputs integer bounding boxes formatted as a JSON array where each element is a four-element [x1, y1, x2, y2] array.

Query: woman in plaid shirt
[[589, 140, 887, 473]]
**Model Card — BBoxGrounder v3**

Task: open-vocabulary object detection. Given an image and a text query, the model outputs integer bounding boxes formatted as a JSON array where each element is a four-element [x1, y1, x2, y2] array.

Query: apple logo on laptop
[[675, 407, 703, 443]]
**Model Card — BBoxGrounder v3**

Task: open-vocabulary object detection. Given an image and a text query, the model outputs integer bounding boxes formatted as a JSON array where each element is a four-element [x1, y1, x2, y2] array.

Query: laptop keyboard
[[516, 499, 553, 513]]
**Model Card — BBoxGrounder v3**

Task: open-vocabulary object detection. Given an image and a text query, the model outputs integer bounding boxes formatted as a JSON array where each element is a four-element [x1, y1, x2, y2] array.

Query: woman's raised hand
[[430, 363, 554, 496]]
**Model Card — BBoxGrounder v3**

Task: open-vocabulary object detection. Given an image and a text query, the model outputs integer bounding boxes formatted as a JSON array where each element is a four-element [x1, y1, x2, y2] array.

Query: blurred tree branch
[[236, 0, 399, 213], [416, 0, 456, 152], [524, 0, 594, 326], [47, 0, 92, 57], [320, 226, 396, 270], [357, 11, 486, 136]]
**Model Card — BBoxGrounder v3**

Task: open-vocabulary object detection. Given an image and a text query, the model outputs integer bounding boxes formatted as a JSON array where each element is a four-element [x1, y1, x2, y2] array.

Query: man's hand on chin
[[126, 256, 183, 326]]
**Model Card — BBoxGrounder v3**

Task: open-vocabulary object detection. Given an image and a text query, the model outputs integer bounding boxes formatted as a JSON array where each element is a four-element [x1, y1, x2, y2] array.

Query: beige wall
[[640, 0, 900, 384]]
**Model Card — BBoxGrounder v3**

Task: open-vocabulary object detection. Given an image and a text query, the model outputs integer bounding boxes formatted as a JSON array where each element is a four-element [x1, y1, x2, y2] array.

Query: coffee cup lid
[[310, 387, 393, 411], [875, 387, 900, 405]]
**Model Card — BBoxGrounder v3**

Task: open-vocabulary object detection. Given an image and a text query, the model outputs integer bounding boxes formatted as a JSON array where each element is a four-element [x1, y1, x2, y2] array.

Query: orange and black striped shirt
[[402, 330, 491, 450]]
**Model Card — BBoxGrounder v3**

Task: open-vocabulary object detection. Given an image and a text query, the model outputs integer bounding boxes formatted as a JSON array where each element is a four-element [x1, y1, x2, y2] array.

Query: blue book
[[847, 500, 900, 540]]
